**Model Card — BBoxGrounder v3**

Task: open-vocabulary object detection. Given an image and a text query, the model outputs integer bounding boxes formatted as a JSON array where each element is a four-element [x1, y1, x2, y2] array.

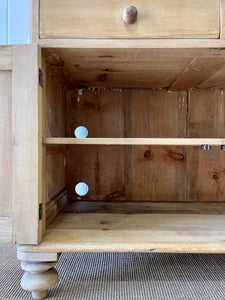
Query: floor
[[1, 244, 225, 299]]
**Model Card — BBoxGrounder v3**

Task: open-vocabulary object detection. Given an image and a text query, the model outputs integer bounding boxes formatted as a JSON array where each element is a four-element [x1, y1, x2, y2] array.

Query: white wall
[[0, 0, 31, 45]]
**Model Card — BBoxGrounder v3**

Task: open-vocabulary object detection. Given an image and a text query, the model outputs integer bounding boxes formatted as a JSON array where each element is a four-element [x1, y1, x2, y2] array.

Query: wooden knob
[[123, 6, 138, 24]]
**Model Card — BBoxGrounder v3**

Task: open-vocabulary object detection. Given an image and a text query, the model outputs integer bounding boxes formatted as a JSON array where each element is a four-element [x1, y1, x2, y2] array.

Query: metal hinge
[[39, 69, 43, 87], [39, 203, 43, 221]]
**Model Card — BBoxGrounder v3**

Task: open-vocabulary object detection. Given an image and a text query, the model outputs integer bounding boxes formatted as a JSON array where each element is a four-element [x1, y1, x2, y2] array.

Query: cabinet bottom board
[[18, 213, 225, 254]]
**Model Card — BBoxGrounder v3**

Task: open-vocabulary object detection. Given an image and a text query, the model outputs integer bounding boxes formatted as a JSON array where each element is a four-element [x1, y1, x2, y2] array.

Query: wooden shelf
[[43, 137, 225, 146], [19, 213, 225, 253]]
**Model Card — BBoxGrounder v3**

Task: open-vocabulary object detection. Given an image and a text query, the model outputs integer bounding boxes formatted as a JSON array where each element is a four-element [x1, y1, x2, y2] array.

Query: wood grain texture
[[66, 88, 125, 137], [43, 48, 198, 89], [46, 153, 67, 202], [187, 89, 225, 202], [64, 201, 225, 214], [44, 56, 68, 207], [197, 67, 225, 88], [187, 89, 225, 138], [128, 89, 187, 138], [125, 146, 186, 201], [65, 88, 187, 202], [46, 189, 68, 225], [125, 90, 186, 201], [39, 39, 225, 49], [45, 63, 67, 137], [16, 213, 225, 253], [187, 147, 225, 202], [66, 87, 125, 201], [43, 48, 225, 90], [0, 217, 13, 243], [43, 137, 225, 146], [67, 146, 125, 201], [221, 0, 225, 38], [170, 57, 225, 91], [0, 71, 12, 217], [12, 45, 40, 244], [0, 46, 12, 70], [40, 0, 219, 39]]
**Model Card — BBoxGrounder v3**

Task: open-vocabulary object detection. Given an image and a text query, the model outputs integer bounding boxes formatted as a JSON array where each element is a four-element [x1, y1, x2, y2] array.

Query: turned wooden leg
[[17, 250, 61, 300], [21, 261, 59, 299]]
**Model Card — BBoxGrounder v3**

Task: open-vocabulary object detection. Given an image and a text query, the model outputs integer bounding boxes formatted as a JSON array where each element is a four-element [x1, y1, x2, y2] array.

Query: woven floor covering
[[1, 245, 225, 300]]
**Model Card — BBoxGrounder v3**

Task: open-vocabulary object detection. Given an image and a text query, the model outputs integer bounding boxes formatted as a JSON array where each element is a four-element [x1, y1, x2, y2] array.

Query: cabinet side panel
[[0, 218, 13, 243], [0, 47, 13, 243], [44, 60, 67, 203], [12, 45, 40, 244], [0, 71, 12, 217]]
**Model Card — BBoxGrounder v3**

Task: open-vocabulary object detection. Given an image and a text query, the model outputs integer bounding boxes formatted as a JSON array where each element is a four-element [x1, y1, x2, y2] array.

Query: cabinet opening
[[40, 47, 225, 252]]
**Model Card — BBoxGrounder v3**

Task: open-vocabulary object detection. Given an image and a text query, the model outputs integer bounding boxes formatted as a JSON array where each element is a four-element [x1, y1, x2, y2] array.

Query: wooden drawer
[[40, 0, 219, 39]]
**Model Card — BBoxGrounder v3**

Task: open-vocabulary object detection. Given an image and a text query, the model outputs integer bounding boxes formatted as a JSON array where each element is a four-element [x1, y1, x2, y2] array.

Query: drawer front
[[40, 0, 219, 39]]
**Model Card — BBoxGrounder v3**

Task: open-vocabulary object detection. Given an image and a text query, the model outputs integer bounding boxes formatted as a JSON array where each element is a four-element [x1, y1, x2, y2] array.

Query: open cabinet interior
[[39, 47, 225, 252]]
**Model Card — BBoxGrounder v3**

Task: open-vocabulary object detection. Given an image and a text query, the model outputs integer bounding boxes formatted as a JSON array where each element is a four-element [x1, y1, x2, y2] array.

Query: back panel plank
[[66, 88, 125, 137], [187, 89, 225, 202], [187, 147, 225, 202], [129, 89, 187, 138], [187, 89, 225, 138], [67, 146, 125, 201], [66, 87, 125, 201], [125, 89, 187, 201], [125, 146, 186, 201]]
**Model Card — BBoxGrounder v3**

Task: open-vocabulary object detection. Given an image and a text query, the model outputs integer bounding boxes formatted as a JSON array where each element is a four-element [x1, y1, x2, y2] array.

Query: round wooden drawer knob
[[123, 6, 138, 24]]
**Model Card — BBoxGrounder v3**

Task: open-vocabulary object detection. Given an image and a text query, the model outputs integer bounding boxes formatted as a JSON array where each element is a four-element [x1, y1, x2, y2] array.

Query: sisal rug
[[1, 244, 225, 299]]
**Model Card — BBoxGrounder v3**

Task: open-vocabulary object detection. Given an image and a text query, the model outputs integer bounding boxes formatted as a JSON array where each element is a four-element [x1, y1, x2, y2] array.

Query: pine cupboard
[[2, 0, 225, 299]]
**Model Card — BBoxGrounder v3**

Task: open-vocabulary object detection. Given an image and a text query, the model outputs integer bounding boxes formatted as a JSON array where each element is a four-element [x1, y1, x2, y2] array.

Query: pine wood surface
[[40, 0, 219, 39], [43, 48, 225, 90], [17, 213, 225, 253]]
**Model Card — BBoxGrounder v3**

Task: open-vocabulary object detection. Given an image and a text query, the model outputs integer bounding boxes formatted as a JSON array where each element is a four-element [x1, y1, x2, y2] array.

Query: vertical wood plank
[[187, 88, 225, 202], [67, 146, 125, 201], [66, 87, 125, 201], [125, 89, 187, 201], [130, 89, 187, 138], [126, 145, 187, 201], [12, 45, 41, 244], [221, 0, 225, 38], [66, 87, 125, 137], [188, 147, 225, 202], [0, 71, 12, 216], [187, 89, 225, 138]]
